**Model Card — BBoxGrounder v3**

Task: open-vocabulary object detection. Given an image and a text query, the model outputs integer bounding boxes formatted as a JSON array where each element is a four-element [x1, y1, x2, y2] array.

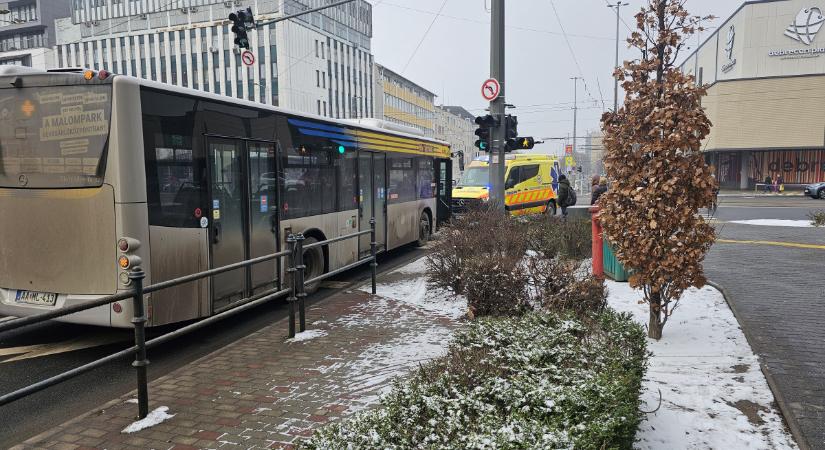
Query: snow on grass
[[359, 257, 468, 319], [606, 281, 797, 449], [286, 329, 328, 343], [121, 406, 175, 434], [730, 219, 814, 228]]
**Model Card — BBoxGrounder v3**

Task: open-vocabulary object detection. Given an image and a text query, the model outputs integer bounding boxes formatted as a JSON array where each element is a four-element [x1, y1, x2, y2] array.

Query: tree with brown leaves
[[599, 0, 717, 340]]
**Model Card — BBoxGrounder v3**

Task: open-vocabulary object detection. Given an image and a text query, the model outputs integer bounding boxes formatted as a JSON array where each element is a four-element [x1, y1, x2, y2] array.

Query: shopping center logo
[[725, 25, 735, 60], [721, 25, 737, 72], [784, 6, 825, 45]]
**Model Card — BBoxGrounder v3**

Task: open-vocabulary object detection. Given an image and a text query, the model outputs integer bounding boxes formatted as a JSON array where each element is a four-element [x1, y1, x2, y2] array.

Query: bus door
[[436, 158, 452, 226], [208, 137, 247, 311], [358, 152, 388, 256], [246, 141, 279, 295]]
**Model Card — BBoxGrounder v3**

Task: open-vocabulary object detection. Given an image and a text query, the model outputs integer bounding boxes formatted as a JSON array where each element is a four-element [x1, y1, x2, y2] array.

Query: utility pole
[[607, 2, 628, 112], [571, 77, 581, 195], [489, 0, 506, 210]]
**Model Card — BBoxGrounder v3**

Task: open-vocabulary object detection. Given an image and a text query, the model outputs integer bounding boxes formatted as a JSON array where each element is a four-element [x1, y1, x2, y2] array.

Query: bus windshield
[[457, 166, 489, 188], [0, 84, 112, 188]]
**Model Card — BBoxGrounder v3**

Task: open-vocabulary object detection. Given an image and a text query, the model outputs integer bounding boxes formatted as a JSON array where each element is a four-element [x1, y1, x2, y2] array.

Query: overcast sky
[[369, 0, 741, 155]]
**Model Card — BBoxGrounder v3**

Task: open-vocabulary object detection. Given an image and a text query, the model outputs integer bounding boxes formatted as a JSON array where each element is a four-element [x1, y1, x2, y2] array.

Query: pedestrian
[[764, 175, 772, 193], [591, 177, 608, 205], [556, 174, 572, 217], [591, 174, 600, 193], [776, 174, 785, 193], [772, 175, 779, 194]]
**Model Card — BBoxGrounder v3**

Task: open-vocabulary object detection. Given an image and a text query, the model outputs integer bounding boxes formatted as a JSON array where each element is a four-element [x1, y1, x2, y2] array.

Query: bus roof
[[0, 66, 451, 149]]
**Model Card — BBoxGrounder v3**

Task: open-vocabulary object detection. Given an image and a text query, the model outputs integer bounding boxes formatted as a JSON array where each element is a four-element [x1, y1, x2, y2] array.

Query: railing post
[[286, 234, 297, 338], [129, 266, 149, 419], [369, 217, 377, 295], [295, 233, 307, 333]]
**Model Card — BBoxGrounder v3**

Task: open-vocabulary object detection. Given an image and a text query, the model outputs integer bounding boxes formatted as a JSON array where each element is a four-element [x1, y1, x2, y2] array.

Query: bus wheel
[[302, 237, 324, 294], [545, 200, 557, 216], [415, 213, 431, 247]]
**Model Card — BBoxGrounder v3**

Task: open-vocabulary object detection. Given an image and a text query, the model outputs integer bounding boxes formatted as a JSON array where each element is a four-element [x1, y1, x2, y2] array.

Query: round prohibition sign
[[481, 78, 500, 102], [241, 50, 255, 66]]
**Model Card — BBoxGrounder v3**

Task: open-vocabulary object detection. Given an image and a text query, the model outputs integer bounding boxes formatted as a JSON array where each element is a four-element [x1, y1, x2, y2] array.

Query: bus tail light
[[118, 237, 141, 252], [83, 70, 95, 80], [118, 255, 142, 270], [98, 70, 110, 80], [112, 302, 123, 314]]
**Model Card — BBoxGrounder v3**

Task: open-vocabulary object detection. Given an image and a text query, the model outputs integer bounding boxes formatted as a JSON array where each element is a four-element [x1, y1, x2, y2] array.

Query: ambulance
[[451, 154, 561, 216]]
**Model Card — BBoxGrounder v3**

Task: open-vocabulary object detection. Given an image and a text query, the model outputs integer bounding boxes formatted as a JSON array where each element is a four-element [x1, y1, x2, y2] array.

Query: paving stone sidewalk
[[13, 264, 461, 450], [706, 224, 825, 450]]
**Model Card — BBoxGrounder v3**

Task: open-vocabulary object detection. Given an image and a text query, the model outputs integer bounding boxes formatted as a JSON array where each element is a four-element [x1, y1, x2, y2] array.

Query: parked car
[[804, 182, 825, 199]]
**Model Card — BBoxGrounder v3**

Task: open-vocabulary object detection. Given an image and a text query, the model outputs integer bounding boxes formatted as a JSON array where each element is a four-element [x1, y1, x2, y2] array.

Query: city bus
[[0, 66, 452, 327]]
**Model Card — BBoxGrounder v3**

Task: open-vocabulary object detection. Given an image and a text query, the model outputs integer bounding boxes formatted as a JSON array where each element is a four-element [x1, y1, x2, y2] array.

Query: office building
[[52, 0, 374, 116], [0, 0, 70, 67], [435, 105, 475, 181], [373, 63, 436, 137]]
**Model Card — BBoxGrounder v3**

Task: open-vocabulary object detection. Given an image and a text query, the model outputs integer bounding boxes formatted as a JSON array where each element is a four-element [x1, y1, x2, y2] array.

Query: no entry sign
[[241, 50, 255, 66], [481, 78, 500, 102]]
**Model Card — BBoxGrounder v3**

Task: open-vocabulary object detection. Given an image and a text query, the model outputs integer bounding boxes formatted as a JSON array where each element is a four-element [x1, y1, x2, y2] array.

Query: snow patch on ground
[[359, 257, 468, 319], [286, 329, 328, 343], [606, 281, 797, 450], [121, 406, 175, 434], [730, 219, 813, 228]]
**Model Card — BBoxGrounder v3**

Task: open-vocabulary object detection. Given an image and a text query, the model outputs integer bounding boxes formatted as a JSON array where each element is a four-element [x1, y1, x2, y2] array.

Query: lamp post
[[607, 2, 628, 112]]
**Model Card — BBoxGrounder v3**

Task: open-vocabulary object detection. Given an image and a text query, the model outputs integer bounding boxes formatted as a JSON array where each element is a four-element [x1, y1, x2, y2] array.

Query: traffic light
[[474, 114, 498, 152], [229, 7, 255, 49], [504, 115, 518, 151], [512, 137, 535, 150]]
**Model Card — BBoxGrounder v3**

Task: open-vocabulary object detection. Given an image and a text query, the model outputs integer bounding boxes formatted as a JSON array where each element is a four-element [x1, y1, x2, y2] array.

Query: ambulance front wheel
[[545, 200, 557, 216]]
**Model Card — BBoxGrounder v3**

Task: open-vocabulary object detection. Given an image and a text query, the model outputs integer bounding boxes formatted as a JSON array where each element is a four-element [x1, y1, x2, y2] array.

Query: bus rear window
[[0, 85, 112, 188]]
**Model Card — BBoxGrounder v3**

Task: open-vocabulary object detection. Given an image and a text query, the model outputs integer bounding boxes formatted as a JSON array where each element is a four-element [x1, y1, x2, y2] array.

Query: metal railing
[[0, 219, 378, 419]]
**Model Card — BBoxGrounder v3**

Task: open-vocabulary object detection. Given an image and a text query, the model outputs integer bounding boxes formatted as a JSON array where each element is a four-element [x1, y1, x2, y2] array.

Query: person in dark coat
[[591, 177, 608, 205], [556, 174, 572, 217], [764, 175, 772, 193]]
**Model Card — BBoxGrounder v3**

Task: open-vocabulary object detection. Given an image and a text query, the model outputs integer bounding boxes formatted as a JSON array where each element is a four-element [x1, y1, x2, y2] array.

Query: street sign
[[241, 50, 255, 66], [481, 78, 500, 102], [565, 156, 575, 167], [565, 144, 573, 155]]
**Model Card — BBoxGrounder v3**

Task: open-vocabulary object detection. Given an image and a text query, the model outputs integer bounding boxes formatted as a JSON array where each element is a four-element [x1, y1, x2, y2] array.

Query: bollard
[[286, 234, 297, 338], [369, 218, 377, 295], [294, 233, 307, 333], [129, 266, 150, 419], [590, 206, 604, 277]]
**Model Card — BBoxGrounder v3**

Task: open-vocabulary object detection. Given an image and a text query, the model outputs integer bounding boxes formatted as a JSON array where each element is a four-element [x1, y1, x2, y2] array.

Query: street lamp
[[607, 2, 629, 112]]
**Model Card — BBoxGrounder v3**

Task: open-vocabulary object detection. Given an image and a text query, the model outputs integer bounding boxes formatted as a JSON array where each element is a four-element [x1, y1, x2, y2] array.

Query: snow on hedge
[[303, 311, 647, 449]]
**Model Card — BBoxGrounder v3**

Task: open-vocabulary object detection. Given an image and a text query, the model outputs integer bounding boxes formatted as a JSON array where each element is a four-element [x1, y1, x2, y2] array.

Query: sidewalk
[[13, 258, 466, 450]]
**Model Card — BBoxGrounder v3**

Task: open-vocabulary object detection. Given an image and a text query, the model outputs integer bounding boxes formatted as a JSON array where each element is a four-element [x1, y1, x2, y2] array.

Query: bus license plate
[[15, 290, 58, 306]]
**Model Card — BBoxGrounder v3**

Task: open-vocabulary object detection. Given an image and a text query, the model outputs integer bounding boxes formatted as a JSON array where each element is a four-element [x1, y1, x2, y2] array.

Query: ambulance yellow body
[[452, 154, 560, 216]]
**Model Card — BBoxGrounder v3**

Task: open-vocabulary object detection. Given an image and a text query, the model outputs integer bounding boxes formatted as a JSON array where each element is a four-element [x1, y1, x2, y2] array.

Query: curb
[[706, 279, 812, 450]]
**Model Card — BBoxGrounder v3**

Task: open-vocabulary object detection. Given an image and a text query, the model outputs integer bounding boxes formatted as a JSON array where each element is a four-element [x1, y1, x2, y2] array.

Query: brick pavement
[[705, 223, 825, 450], [13, 262, 462, 450]]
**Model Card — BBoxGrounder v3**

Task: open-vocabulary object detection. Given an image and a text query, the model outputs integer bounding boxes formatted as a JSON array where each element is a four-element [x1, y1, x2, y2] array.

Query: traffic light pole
[[489, 0, 506, 210]]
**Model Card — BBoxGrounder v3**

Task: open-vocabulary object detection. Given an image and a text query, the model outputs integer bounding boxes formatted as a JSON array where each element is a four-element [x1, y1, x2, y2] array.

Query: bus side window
[[388, 156, 415, 203], [141, 90, 204, 228], [416, 157, 434, 199]]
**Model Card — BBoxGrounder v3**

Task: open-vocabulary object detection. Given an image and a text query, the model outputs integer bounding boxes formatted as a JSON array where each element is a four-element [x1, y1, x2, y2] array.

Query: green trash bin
[[603, 240, 631, 282]]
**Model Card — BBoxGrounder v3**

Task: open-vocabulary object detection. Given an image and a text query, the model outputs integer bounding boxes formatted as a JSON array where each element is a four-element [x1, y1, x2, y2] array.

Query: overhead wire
[[547, 0, 598, 105], [400, 0, 449, 74]]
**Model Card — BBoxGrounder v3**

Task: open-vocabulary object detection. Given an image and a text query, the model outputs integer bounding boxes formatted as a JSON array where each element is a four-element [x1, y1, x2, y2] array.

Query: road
[[0, 245, 426, 447], [704, 194, 825, 449]]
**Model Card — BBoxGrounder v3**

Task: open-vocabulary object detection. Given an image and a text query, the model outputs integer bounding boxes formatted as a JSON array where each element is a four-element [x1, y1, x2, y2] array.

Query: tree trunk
[[648, 294, 664, 340]]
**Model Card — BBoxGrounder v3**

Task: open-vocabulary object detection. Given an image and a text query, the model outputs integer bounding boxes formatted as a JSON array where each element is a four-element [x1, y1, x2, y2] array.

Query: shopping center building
[[681, 0, 825, 188]]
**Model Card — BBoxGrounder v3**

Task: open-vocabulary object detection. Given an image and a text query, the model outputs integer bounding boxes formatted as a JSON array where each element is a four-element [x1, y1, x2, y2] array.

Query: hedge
[[303, 310, 647, 449]]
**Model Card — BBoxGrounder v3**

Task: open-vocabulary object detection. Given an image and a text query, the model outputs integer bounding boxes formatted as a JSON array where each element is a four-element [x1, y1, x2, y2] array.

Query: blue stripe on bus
[[288, 118, 349, 134], [297, 127, 359, 143]]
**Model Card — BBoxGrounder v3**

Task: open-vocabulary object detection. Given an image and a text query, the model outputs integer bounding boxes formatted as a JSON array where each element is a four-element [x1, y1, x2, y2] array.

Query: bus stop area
[[11, 259, 464, 450]]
